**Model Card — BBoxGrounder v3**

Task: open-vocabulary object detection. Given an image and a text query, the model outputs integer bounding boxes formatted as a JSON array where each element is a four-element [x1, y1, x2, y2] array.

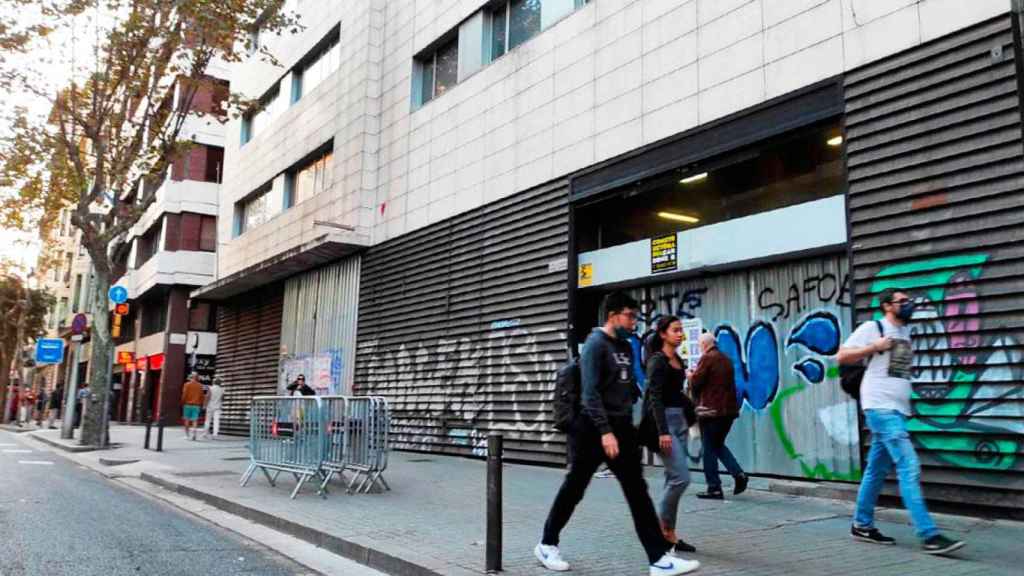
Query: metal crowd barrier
[[241, 395, 391, 498], [241, 396, 326, 499], [320, 396, 391, 494]]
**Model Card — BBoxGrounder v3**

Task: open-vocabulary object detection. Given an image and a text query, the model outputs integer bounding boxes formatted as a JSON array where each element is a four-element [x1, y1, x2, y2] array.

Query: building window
[[140, 298, 168, 337], [417, 36, 459, 106], [175, 213, 218, 252], [235, 185, 273, 236], [489, 5, 508, 61], [241, 84, 283, 145], [415, 1, 587, 107], [286, 148, 333, 208], [188, 302, 216, 331], [135, 218, 163, 267], [72, 274, 83, 312], [247, 27, 261, 56], [294, 35, 340, 102], [171, 144, 224, 183]]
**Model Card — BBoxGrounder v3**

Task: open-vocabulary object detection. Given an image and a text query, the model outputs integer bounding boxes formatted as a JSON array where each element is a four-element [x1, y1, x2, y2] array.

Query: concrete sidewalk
[[21, 424, 1022, 576]]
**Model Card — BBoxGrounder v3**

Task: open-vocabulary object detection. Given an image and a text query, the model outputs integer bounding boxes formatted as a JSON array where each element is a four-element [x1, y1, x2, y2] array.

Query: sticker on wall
[[578, 263, 593, 287], [651, 234, 677, 274]]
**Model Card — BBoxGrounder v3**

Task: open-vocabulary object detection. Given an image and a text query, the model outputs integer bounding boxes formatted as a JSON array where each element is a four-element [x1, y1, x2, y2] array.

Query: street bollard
[[156, 420, 164, 452], [144, 419, 152, 450], [486, 434, 503, 573]]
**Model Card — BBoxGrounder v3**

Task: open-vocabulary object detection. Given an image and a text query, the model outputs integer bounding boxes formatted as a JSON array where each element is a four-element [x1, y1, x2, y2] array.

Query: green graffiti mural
[[869, 254, 1024, 472]]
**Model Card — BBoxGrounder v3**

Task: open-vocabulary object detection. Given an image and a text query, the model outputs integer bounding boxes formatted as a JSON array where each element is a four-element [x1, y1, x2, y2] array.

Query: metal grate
[[844, 14, 1024, 506]]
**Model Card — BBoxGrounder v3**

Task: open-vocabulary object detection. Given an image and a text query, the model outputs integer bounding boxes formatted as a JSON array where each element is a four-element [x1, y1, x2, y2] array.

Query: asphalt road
[[0, 429, 313, 576]]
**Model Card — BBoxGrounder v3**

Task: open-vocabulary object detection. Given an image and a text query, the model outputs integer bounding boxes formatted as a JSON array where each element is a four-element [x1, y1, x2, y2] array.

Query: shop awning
[[190, 232, 367, 301]]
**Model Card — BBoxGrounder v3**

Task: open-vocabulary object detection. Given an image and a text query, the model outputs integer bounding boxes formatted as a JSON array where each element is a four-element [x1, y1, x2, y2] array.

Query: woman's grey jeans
[[658, 408, 692, 530]]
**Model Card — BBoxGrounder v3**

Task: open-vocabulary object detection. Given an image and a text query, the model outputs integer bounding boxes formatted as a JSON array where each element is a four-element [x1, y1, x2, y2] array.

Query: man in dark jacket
[[535, 292, 698, 576], [688, 333, 748, 499]]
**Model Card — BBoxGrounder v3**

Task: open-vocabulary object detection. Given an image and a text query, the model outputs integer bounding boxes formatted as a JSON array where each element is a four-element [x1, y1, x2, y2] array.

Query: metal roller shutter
[[844, 14, 1024, 505], [216, 283, 285, 435], [355, 182, 569, 463]]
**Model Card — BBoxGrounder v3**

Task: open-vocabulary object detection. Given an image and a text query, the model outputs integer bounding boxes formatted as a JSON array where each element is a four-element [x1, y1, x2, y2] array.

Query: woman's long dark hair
[[644, 314, 681, 368]]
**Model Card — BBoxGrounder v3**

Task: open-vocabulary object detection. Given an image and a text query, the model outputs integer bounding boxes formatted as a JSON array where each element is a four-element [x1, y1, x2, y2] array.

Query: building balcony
[[118, 249, 216, 299]]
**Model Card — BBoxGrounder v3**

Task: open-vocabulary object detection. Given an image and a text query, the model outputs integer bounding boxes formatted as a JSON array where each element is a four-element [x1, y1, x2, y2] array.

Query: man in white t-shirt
[[202, 376, 225, 439], [838, 288, 964, 556]]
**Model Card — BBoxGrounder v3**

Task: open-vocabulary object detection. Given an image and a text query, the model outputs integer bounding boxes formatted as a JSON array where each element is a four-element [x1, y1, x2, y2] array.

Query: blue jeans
[[700, 417, 744, 490], [854, 409, 938, 540], [658, 408, 691, 529]]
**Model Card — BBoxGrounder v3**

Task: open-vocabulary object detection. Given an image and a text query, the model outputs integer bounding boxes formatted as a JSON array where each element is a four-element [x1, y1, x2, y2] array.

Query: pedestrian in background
[[34, 386, 47, 427], [535, 292, 699, 576], [688, 333, 748, 499], [202, 376, 224, 439], [181, 372, 205, 441], [17, 387, 35, 427], [47, 383, 63, 429], [286, 374, 315, 396], [75, 383, 90, 429], [642, 315, 697, 555]]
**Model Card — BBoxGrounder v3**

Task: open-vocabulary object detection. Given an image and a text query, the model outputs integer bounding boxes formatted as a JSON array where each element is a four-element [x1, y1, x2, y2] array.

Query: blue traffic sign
[[35, 338, 65, 365], [108, 285, 128, 304]]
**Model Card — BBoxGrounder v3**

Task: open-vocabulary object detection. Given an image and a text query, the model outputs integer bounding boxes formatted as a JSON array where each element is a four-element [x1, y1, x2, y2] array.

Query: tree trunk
[[80, 269, 112, 447]]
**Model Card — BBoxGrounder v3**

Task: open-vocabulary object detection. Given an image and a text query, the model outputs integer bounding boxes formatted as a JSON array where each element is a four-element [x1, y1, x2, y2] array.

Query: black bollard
[[486, 434, 503, 573], [144, 420, 152, 450], [156, 420, 164, 452]]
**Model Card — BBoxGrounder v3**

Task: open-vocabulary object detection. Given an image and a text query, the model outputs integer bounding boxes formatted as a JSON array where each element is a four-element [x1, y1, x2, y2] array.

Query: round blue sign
[[108, 285, 128, 304]]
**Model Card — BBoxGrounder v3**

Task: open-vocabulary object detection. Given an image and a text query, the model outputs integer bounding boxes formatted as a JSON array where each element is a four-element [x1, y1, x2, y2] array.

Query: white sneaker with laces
[[650, 553, 700, 576], [534, 543, 570, 571]]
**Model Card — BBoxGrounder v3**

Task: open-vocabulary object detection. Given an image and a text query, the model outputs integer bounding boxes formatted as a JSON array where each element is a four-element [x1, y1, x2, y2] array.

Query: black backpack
[[839, 320, 883, 400], [553, 357, 581, 432]]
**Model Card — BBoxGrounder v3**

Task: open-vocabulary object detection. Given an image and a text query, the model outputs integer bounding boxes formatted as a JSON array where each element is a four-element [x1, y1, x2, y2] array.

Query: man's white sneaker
[[650, 553, 700, 576], [534, 543, 570, 571]]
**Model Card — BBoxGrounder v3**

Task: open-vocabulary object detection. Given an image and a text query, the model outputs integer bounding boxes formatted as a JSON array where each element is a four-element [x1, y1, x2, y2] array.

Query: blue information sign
[[35, 338, 65, 365], [108, 285, 128, 304]]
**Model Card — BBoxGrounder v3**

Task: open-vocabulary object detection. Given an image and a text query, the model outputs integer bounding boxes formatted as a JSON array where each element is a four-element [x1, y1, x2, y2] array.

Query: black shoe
[[733, 473, 748, 495], [851, 525, 895, 545], [673, 539, 696, 554], [696, 490, 723, 500], [922, 534, 965, 556]]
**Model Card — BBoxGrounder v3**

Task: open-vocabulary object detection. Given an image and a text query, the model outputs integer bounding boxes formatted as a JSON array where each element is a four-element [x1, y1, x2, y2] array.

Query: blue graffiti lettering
[[787, 311, 841, 355], [715, 322, 780, 410], [793, 358, 826, 384]]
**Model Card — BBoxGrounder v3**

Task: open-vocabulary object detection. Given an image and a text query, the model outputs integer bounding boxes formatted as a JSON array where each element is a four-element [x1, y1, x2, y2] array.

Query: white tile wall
[[221, 0, 1012, 267]]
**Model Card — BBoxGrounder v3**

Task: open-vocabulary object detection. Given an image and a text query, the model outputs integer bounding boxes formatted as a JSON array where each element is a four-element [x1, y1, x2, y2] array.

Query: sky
[[0, 4, 102, 278]]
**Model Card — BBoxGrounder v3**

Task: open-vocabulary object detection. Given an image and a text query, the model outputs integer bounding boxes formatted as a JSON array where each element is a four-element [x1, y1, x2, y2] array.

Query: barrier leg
[[290, 472, 311, 499], [265, 468, 279, 487], [241, 463, 257, 487]]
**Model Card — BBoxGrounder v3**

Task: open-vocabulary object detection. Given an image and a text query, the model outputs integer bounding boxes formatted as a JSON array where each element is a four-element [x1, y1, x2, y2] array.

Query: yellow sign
[[651, 234, 678, 274], [578, 263, 593, 287]]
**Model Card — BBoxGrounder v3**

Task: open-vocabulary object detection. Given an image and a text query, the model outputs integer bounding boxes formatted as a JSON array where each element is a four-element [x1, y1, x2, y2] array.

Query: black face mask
[[896, 301, 915, 321]]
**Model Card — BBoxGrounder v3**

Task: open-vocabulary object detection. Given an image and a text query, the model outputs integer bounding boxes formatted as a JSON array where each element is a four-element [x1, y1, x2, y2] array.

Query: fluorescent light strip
[[679, 172, 708, 184], [827, 136, 843, 146], [658, 211, 700, 224]]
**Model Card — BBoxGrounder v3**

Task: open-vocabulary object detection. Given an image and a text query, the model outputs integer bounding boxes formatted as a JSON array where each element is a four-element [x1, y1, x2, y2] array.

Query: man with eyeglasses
[[838, 287, 965, 556], [535, 291, 699, 576]]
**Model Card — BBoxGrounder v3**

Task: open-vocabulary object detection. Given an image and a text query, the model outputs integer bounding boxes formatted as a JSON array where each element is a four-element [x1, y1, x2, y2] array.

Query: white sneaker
[[534, 543, 570, 571], [650, 554, 700, 576]]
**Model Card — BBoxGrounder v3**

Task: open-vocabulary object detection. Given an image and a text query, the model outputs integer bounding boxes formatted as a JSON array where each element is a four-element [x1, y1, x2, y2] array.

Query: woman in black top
[[643, 315, 697, 555]]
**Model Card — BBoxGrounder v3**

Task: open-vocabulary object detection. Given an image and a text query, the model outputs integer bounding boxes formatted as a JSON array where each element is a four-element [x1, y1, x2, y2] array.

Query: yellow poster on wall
[[578, 263, 593, 287]]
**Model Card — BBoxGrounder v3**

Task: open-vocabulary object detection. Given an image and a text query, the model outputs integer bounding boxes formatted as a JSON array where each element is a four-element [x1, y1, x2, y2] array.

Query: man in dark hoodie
[[535, 292, 699, 576]]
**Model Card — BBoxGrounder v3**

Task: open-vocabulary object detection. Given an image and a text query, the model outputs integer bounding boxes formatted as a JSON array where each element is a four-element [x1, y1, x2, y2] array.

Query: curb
[[0, 424, 32, 434], [139, 472, 446, 576], [30, 432, 100, 453]]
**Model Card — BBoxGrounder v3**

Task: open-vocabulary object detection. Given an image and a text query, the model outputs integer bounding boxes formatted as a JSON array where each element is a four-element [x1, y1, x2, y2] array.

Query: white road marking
[[2, 449, 32, 453], [18, 460, 54, 465]]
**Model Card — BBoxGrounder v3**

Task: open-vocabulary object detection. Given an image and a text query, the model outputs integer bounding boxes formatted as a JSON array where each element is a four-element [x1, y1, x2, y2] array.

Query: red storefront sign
[[136, 357, 148, 371], [148, 353, 165, 371], [116, 351, 134, 365]]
